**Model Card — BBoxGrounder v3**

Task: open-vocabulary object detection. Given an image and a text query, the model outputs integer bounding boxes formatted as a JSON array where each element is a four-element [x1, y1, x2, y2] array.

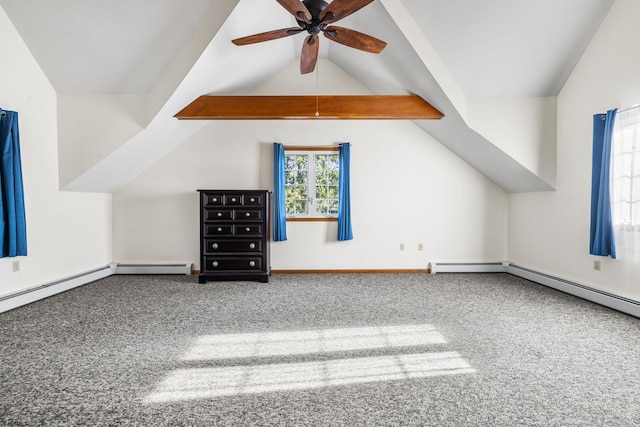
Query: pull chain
[[315, 62, 319, 117]]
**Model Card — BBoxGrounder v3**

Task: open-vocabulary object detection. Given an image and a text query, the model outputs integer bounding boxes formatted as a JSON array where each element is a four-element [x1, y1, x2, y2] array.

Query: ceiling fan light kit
[[232, 0, 386, 74]]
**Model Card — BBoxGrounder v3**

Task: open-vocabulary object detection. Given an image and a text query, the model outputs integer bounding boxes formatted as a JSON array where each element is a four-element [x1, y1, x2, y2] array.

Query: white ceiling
[[0, 0, 613, 97], [404, 0, 615, 97], [0, 0, 616, 193]]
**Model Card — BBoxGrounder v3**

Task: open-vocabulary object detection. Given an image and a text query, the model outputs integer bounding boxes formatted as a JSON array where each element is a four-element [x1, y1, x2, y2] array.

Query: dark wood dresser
[[197, 190, 270, 283]]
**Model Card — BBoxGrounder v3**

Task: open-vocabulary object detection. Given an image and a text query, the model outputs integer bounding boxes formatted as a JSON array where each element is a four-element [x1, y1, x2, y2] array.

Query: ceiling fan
[[232, 0, 387, 74]]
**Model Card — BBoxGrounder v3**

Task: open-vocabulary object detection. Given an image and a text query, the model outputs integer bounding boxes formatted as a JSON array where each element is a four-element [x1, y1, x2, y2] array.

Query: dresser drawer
[[202, 193, 224, 206], [205, 239, 262, 253], [235, 209, 263, 221], [204, 224, 233, 236], [225, 194, 243, 206], [204, 209, 233, 221], [234, 224, 263, 236], [204, 256, 263, 271], [244, 194, 263, 207]]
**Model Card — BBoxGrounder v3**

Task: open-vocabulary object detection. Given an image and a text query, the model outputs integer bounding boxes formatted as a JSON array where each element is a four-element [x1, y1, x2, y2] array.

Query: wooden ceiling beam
[[174, 95, 443, 120]]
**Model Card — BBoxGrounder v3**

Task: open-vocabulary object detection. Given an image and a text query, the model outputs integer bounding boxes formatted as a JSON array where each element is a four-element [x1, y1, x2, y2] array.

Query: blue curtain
[[0, 108, 27, 258], [338, 143, 353, 241], [273, 142, 287, 241], [590, 109, 617, 258]]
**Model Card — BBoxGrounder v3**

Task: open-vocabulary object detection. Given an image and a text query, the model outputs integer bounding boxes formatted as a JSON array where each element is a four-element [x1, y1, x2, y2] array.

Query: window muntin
[[284, 150, 339, 218]]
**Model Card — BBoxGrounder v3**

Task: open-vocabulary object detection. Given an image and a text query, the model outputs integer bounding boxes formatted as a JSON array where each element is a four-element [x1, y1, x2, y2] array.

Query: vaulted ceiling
[[0, 0, 615, 192]]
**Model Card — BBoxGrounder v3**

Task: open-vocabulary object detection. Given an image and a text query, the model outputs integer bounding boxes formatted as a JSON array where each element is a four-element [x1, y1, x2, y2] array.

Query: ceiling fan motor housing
[[302, 0, 329, 19], [297, 0, 333, 36]]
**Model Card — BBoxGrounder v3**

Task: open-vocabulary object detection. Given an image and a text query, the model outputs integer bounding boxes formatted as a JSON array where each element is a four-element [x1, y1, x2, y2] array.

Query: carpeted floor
[[1, 273, 639, 426]]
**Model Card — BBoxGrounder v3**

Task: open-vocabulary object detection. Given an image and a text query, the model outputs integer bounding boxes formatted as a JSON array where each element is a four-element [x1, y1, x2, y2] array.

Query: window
[[611, 107, 640, 260], [284, 149, 339, 219]]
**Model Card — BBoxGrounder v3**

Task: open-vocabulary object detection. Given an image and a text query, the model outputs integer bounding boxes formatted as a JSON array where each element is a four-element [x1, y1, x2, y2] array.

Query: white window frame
[[284, 148, 339, 220]]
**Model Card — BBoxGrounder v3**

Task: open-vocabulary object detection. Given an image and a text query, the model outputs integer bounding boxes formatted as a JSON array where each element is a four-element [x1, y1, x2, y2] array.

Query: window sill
[[287, 217, 338, 222]]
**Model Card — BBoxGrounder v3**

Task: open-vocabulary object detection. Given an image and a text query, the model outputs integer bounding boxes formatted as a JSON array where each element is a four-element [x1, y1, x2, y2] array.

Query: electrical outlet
[[400, 243, 405, 251], [418, 243, 424, 251], [593, 260, 601, 271], [12, 261, 20, 272]]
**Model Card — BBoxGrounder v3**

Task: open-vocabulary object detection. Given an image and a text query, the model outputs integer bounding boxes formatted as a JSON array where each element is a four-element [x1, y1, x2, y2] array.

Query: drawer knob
[[212, 243, 219, 249], [217, 213, 222, 217], [217, 227, 222, 232], [212, 261, 219, 267], [249, 243, 256, 249], [231, 197, 237, 202], [249, 261, 256, 267], [246, 212, 251, 217], [246, 227, 251, 232], [250, 198, 255, 202], [212, 197, 218, 202]]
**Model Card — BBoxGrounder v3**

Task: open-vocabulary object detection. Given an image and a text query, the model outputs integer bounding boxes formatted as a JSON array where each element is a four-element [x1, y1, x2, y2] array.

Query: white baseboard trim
[[506, 263, 640, 319], [0, 265, 115, 314], [3, 261, 637, 320], [430, 262, 506, 274], [114, 263, 192, 275], [0, 263, 194, 314]]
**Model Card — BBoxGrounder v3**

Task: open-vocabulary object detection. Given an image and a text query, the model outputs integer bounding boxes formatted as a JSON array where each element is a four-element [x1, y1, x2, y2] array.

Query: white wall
[[508, 0, 640, 301], [57, 95, 145, 188], [113, 61, 507, 270], [0, 6, 112, 296], [468, 96, 557, 188]]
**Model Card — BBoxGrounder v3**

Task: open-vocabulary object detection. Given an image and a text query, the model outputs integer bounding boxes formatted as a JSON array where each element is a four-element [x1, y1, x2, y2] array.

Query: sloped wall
[[468, 96, 557, 188], [508, 0, 640, 301], [0, 6, 112, 296]]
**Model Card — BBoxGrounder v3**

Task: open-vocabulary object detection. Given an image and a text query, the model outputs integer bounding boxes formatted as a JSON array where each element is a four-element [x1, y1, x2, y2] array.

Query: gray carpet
[[1, 273, 640, 426]]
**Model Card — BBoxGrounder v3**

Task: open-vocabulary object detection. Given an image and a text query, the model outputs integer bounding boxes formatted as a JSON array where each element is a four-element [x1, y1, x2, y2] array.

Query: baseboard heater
[[114, 264, 192, 275], [0, 263, 193, 314], [430, 262, 506, 274], [506, 263, 640, 319], [0, 265, 114, 314]]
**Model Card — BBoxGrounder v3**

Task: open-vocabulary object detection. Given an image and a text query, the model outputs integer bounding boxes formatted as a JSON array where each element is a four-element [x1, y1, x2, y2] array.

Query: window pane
[[287, 185, 306, 200], [295, 200, 308, 214], [285, 171, 296, 185], [286, 155, 309, 170], [315, 200, 328, 214], [329, 200, 339, 215], [316, 172, 327, 185], [316, 185, 327, 198], [296, 171, 308, 184], [328, 185, 338, 199]]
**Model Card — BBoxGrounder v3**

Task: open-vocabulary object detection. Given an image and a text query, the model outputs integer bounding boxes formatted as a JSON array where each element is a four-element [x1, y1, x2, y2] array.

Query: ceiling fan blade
[[276, 0, 312, 23], [232, 28, 302, 46], [300, 34, 319, 74], [320, 0, 374, 24], [324, 26, 386, 53]]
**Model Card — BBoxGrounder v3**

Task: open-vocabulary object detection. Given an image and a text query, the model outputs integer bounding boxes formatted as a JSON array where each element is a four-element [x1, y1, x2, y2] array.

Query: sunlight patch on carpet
[[181, 324, 447, 361], [145, 351, 475, 403]]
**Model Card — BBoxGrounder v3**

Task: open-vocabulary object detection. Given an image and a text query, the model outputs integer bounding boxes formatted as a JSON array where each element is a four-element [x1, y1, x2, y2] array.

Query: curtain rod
[[283, 145, 341, 151], [618, 104, 640, 113]]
